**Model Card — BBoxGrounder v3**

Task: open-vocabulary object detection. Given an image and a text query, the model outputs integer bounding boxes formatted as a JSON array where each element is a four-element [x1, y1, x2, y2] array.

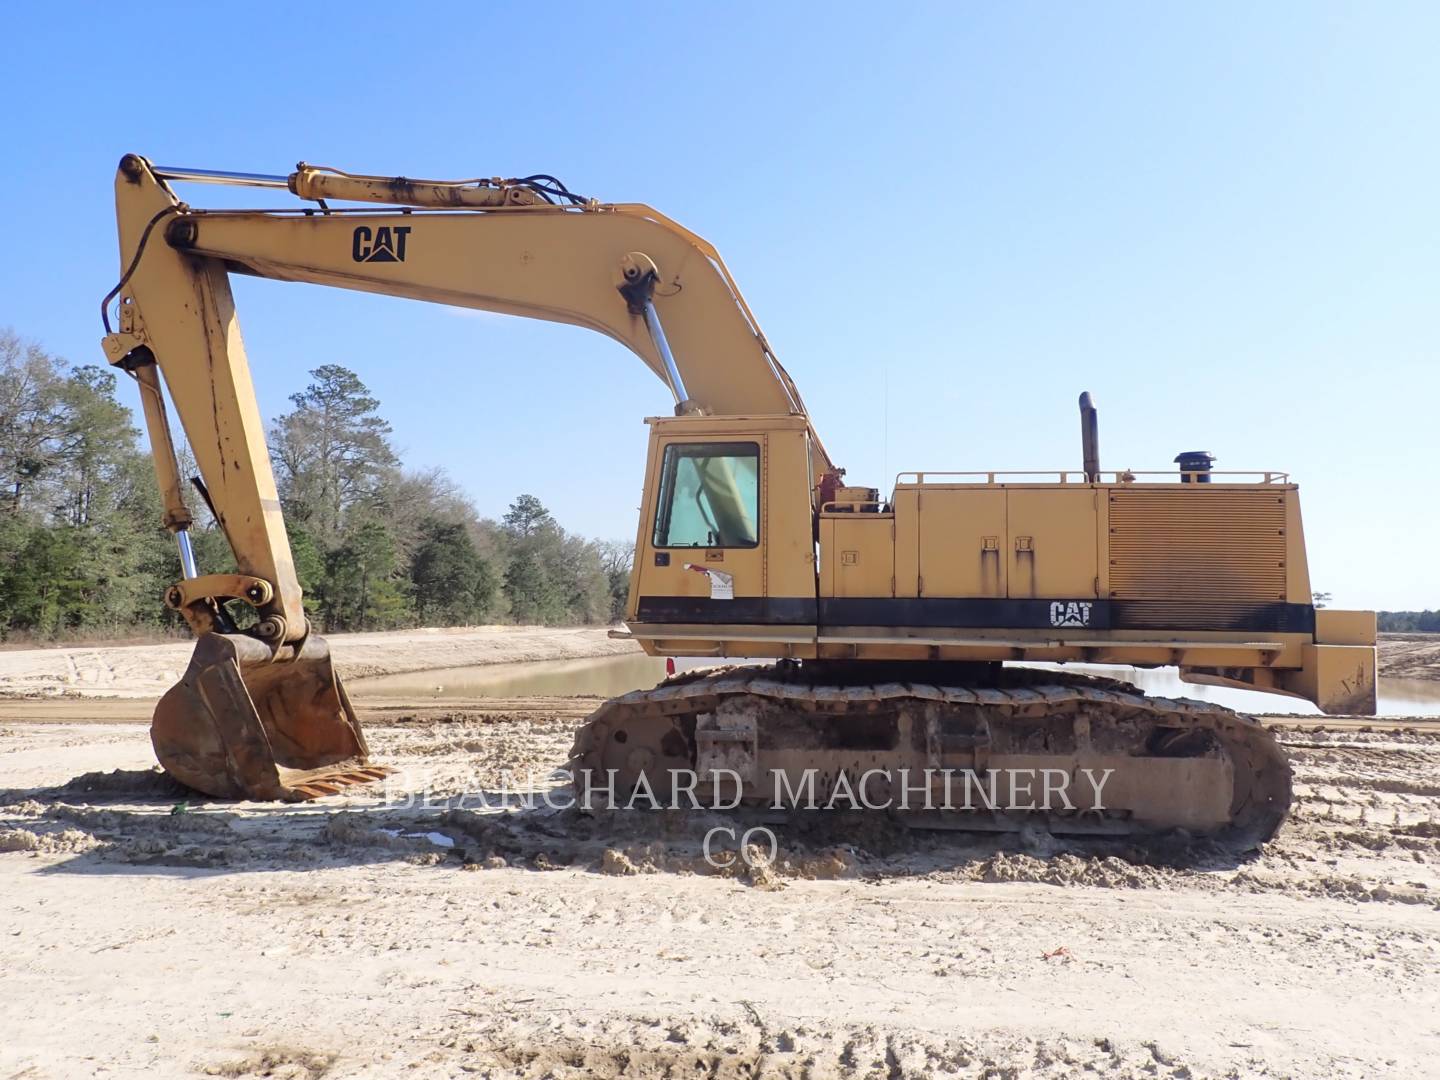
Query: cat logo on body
[[1049, 601, 1093, 628], [352, 225, 412, 263]]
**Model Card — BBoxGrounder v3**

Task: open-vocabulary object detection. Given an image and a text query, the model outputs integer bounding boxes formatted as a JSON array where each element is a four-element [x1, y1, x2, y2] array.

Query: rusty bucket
[[150, 632, 390, 801]]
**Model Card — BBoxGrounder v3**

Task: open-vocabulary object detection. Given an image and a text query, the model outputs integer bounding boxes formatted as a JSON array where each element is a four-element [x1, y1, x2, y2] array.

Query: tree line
[[1377, 612, 1440, 633], [0, 329, 631, 640]]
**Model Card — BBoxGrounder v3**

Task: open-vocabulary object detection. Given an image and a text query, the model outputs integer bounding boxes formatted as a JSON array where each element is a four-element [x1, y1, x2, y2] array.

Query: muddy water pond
[[350, 653, 1440, 717]]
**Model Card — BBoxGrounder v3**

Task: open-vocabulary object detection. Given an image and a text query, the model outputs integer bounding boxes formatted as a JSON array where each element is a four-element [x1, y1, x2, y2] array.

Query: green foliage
[[501, 495, 566, 624], [499, 495, 611, 625], [0, 330, 182, 639], [597, 539, 635, 622], [321, 518, 409, 630], [286, 527, 326, 614], [3, 525, 88, 635], [0, 336, 629, 640], [411, 518, 497, 625], [268, 364, 398, 546], [503, 494, 555, 538]]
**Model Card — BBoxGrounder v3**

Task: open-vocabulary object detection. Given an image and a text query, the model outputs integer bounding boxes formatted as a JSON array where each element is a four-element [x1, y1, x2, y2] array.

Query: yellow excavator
[[103, 155, 1377, 843]]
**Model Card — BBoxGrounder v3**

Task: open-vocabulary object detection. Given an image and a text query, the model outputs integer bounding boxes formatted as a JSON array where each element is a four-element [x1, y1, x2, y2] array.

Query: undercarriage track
[[569, 666, 1293, 848]]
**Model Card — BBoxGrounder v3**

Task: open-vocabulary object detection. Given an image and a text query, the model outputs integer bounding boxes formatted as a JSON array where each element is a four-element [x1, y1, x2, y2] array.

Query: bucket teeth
[[283, 766, 397, 801]]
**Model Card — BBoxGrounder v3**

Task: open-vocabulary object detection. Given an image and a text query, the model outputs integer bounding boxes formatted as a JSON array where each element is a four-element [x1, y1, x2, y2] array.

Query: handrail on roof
[[818, 470, 1291, 515], [894, 469, 1290, 487]]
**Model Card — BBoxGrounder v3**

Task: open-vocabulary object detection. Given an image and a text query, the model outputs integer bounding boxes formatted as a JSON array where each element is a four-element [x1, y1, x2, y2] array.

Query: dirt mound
[[434, 1009, 1208, 1079], [199, 1048, 336, 1079], [54, 767, 189, 800], [0, 826, 99, 854], [971, 851, 1171, 889]]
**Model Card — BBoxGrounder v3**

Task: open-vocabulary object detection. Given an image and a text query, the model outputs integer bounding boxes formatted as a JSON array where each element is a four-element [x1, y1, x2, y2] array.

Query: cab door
[[630, 435, 768, 623]]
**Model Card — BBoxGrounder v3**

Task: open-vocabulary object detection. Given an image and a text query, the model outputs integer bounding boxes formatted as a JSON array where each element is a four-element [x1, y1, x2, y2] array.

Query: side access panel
[[821, 515, 896, 598], [917, 489, 1006, 598], [1006, 489, 1099, 599]]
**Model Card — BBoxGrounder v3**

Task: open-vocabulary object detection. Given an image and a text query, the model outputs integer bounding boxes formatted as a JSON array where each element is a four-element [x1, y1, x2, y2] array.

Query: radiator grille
[[1108, 489, 1287, 604]]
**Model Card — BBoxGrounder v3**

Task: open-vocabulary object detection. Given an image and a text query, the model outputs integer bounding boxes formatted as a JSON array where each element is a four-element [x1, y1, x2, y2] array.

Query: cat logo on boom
[[352, 225, 412, 263]]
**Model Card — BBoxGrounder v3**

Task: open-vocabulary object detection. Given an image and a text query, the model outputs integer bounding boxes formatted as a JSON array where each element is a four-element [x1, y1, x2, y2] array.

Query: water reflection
[[350, 653, 1440, 718]]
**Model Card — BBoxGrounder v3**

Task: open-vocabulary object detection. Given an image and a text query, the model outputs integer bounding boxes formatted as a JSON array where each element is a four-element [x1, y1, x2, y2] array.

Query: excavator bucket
[[150, 632, 390, 801]]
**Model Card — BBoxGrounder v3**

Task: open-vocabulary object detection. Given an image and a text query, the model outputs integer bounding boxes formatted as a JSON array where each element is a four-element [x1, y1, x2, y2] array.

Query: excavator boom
[[104, 155, 836, 801]]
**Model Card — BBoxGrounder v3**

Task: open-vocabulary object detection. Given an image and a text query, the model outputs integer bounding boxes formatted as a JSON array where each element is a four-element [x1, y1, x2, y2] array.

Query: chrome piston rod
[[152, 165, 290, 189], [641, 298, 692, 411], [175, 531, 199, 580]]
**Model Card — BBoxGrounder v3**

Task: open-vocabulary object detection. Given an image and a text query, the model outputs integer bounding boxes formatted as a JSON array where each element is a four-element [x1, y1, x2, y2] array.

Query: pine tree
[[269, 364, 398, 546], [410, 517, 497, 625]]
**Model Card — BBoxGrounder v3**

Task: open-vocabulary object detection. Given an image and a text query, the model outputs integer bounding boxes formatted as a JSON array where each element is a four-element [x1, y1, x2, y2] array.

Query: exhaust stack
[[1079, 391, 1100, 482]]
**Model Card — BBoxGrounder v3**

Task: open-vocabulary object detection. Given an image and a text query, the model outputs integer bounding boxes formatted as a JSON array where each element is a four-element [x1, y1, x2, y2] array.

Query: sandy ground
[[2, 668, 1439, 1079], [1378, 632, 1440, 682], [0, 626, 640, 699]]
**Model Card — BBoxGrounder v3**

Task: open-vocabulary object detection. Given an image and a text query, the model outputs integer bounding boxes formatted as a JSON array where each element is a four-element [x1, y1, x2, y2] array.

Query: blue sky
[[4, 3, 1436, 609]]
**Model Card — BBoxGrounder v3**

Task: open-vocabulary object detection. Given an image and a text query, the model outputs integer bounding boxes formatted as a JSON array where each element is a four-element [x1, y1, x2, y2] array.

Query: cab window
[[652, 442, 760, 548]]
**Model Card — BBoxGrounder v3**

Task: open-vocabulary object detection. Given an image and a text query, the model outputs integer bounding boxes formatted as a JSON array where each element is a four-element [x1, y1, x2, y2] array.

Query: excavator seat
[[150, 632, 391, 801]]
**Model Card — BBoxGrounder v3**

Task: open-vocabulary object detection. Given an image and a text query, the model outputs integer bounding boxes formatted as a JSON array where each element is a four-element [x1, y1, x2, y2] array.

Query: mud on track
[[2, 695, 1439, 1078]]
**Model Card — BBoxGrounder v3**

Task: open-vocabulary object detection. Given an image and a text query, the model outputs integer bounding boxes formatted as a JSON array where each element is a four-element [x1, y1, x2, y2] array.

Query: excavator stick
[[151, 632, 390, 801], [107, 157, 399, 801]]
